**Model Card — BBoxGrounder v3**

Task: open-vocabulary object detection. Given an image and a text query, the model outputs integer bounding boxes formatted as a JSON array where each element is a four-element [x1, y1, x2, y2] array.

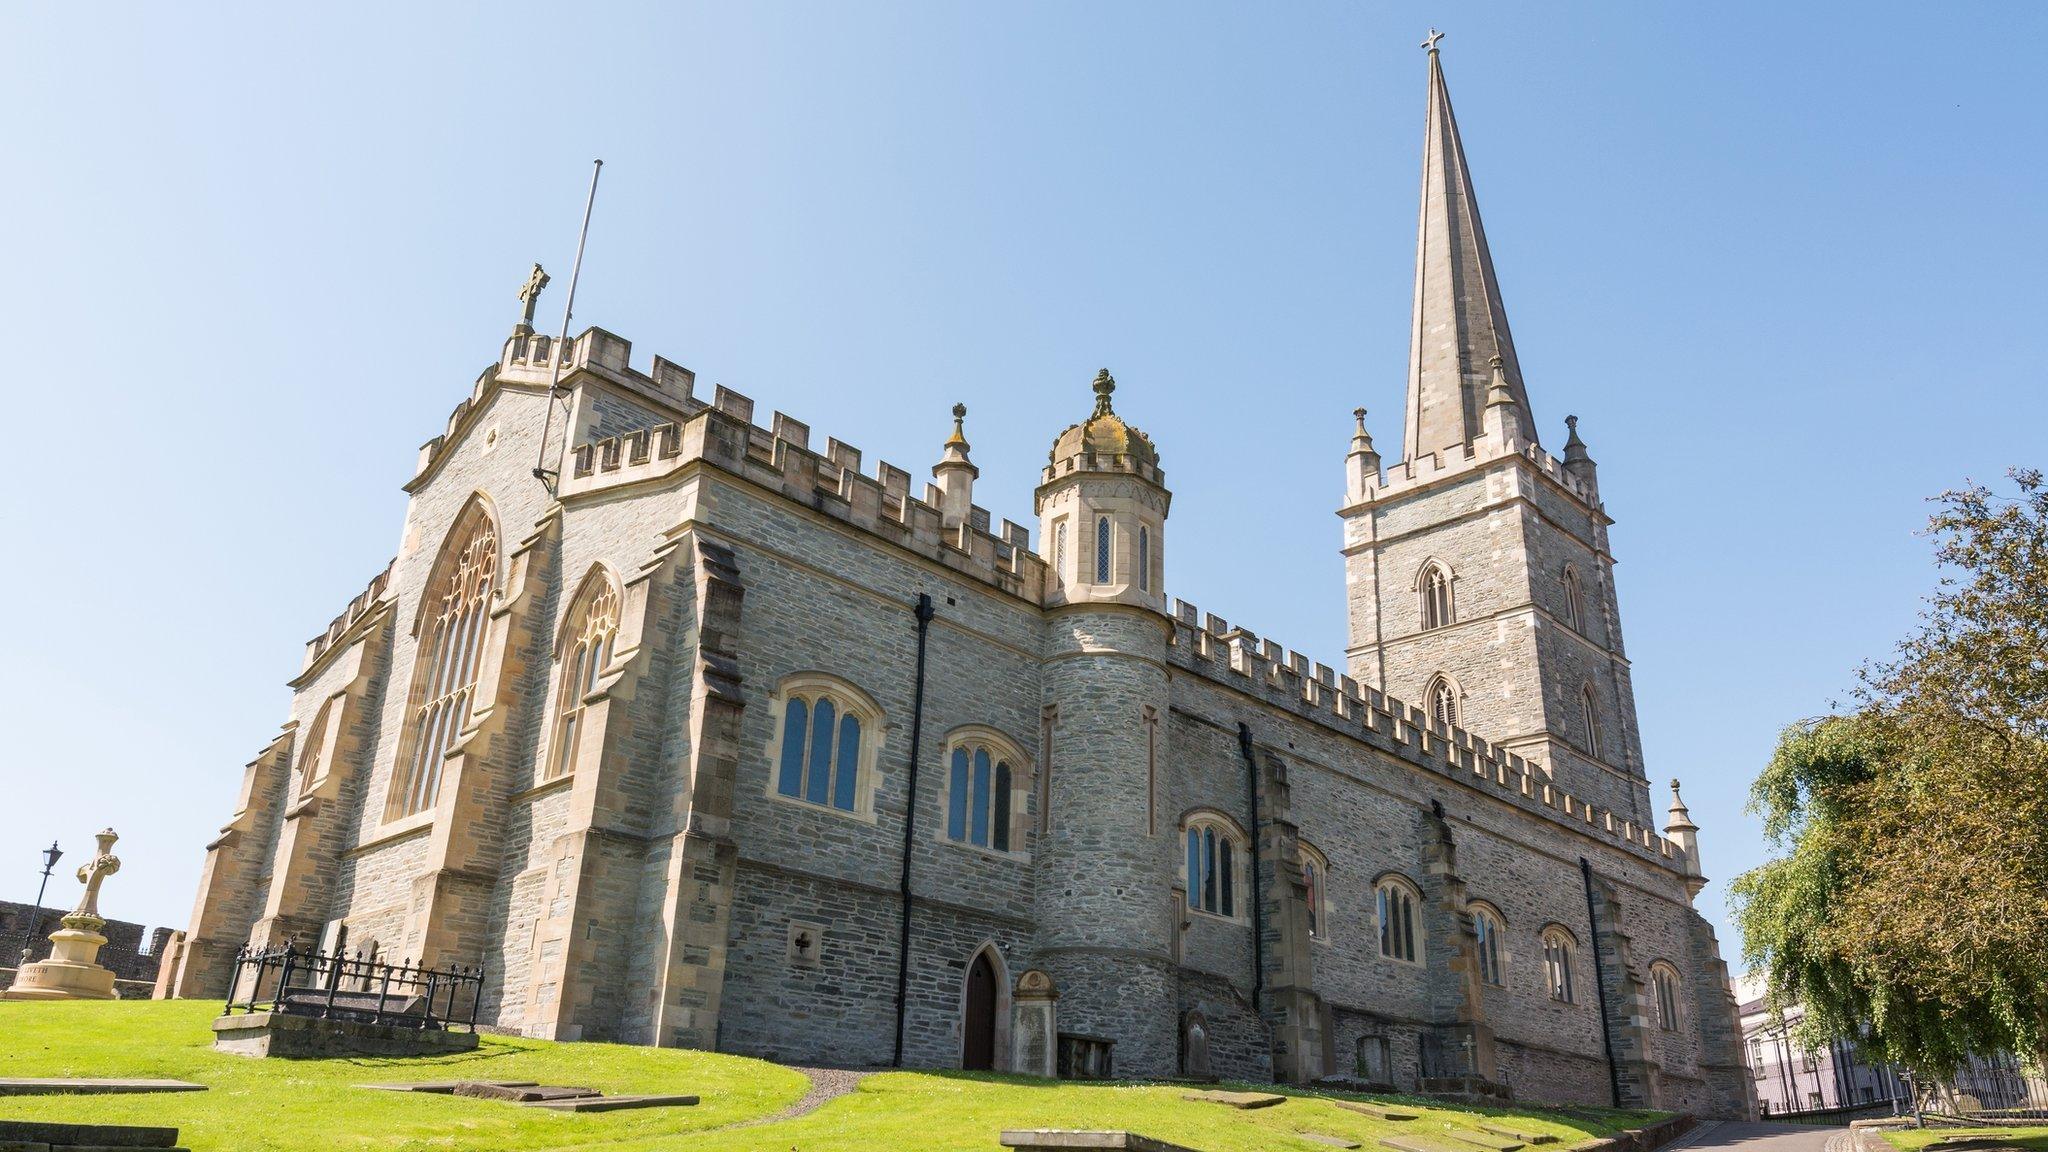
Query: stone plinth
[[1, 915, 118, 1001], [211, 1011, 480, 1058]]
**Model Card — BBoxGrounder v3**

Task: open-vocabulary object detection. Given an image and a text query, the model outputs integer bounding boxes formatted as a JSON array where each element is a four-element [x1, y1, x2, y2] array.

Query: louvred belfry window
[[389, 505, 498, 820]]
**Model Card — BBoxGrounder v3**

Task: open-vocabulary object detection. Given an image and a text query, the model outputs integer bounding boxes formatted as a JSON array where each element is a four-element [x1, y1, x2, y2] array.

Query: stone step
[[1335, 1101, 1421, 1121], [1448, 1131, 1524, 1152], [526, 1093, 700, 1112], [1182, 1089, 1287, 1109], [1479, 1124, 1557, 1145]]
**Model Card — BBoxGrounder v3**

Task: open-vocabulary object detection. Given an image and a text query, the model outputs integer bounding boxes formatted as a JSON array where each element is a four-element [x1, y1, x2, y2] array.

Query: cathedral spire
[[1404, 33, 1537, 462]]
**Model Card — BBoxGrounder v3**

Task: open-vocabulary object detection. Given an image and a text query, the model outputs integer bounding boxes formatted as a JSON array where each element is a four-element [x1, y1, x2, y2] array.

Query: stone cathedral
[[165, 43, 1754, 1117]]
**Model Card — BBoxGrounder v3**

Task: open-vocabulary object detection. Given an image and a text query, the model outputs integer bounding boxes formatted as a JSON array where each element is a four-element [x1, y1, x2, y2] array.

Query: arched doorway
[[962, 950, 998, 1070]]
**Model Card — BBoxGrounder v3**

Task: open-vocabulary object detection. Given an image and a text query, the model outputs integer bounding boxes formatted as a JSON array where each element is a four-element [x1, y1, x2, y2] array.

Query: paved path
[[1666, 1120, 1854, 1152]]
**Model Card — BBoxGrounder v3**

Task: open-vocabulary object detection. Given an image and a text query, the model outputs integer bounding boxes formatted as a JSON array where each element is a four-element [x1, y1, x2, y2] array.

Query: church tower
[[1341, 37, 1653, 822]]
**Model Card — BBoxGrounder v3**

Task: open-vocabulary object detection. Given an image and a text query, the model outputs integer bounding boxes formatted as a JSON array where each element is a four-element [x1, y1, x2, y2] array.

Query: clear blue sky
[[2, 2, 2042, 967]]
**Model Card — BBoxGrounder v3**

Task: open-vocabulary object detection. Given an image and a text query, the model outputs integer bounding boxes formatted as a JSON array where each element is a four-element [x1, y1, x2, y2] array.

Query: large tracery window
[[547, 571, 621, 781], [1420, 562, 1454, 630], [1376, 875, 1422, 963], [771, 676, 878, 816], [388, 502, 498, 821], [1185, 815, 1244, 921], [946, 733, 1021, 852]]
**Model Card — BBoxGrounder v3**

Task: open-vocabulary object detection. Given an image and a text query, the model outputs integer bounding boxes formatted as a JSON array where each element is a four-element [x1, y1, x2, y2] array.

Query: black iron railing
[[223, 943, 483, 1032]]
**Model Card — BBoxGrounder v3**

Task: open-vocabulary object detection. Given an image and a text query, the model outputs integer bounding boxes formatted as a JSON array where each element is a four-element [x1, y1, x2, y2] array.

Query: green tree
[[1731, 468, 2048, 1076]]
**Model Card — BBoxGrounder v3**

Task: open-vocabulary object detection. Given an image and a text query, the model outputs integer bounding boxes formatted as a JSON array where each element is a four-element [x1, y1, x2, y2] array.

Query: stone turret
[[1346, 407, 1382, 504], [932, 403, 978, 532], [1562, 415, 1598, 491], [1664, 779, 1704, 898], [1035, 369, 1169, 611], [1032, 368, 1178, 1077]]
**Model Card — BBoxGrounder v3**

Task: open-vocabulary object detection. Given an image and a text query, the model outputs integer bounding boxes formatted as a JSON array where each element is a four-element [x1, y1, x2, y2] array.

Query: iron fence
[[223, 942, 483, 1032]]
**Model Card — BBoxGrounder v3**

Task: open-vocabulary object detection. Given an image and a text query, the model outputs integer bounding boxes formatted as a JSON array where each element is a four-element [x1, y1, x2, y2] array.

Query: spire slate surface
[[1404, 42, 1537, 461]]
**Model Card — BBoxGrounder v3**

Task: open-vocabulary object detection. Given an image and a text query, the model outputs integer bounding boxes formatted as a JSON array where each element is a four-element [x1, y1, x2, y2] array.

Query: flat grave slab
[[358, 1080, 537, 1093], [526, 1093, 700, 1112], [0, 1118, 182, 1148], [1302, 1134, 1365, 1149], [0, 1078, 206, 1096], [1000, 1132, 1199, 1152], [1380, 1135, 1482, 1152], [1182, 1089, 1286, 1109], [1479, 1125, 1556, 1145], [1449, 1130, 1526, 1151], [1335, 1101, 1420, 1121], [450, 1082, 598, 1103]]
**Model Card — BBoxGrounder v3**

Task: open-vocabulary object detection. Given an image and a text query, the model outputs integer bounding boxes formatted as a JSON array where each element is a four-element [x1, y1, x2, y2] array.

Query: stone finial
[[1092, 369, 1116, 417], [934, 401, 977, 527], [945, 403, 971, 452], [515, 263, 550, 335], [1347, 407, 1382, 501], [1563, 414, 1590, 461], [1482, 355, 1526, 443], [1665, 779, 1698, 832]]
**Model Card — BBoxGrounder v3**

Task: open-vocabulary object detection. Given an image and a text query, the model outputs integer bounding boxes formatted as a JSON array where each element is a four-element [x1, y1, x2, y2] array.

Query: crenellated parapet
[[1350, 433, 1601, 512], [301, 561, 394, 674], [1164, 595, 1688, 873], [561, 383, 1048, 605]]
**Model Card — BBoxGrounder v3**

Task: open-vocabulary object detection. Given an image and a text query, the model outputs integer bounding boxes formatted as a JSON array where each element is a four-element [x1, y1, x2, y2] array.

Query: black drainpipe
[[891, 593, 936, 1067], [1236, 722, 1265, 1019], [1580, 856, 1623, 1108]]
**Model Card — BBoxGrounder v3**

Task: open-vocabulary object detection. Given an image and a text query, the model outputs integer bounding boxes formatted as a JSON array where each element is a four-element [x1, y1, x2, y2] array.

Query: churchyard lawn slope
[[0, 1000, 1667, 1151], [1883, 1129, 2048, 1152]]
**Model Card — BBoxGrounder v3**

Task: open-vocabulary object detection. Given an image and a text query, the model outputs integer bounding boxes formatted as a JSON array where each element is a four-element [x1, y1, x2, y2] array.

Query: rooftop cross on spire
[[1421, 28, 1444, 53]]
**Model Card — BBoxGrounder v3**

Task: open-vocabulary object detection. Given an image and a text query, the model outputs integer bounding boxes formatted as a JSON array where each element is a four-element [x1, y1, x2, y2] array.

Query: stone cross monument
[[2, 828, 124, 1000]]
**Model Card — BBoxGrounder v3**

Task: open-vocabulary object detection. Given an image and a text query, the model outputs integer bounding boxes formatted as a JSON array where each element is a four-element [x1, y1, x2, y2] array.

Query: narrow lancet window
[[1096, 517, 1111, 583]]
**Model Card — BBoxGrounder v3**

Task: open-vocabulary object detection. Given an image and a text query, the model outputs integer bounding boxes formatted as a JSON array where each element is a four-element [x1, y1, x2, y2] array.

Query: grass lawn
[[0, 1000, 1666, 1151], [1883, 1129, 2048, 1152]]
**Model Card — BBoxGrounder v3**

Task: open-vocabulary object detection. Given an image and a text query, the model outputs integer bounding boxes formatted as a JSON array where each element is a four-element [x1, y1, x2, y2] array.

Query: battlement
[[1039, 448, 1166, 489], [303, 561, 393, 672], [1357, 432, 1600, 510], [1164, 595, 1683, 871], [562, 382, 1047, 604]]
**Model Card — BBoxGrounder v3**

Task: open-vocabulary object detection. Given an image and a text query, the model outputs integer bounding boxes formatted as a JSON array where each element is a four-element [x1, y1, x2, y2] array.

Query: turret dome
[[1048, 369, 1159, 471]]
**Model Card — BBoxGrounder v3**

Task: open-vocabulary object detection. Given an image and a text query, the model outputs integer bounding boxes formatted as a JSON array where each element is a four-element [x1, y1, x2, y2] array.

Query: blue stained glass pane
[[833, 715, 861, 811], [1202, 829, 1217, 914], [970, 749, 992, 846], [948, 749, 969, 841], [806, 698, 836, 805], [992, 761, 1011, 851], [1186, 830, 1201, 911], [777, 698, 808, 796]]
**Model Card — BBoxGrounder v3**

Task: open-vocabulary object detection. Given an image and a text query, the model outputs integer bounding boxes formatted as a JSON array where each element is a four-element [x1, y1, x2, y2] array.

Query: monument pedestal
[[3, 915, 119, 1001]]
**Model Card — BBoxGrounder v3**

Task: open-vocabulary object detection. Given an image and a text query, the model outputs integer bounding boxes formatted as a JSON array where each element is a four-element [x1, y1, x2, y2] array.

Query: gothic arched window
[[1376, 874, 1422, 963], [1542, 926, 1577, 1003], [1581, 686, 1602, 760], [1184, 814, 1245, 921], [1096, 517, 1112, 584], [1138, 526, 1150, 592], [1425, 674, 1460, 730], [1563, 565, 1584, 630], [296, 700, 334, 798], [771, 675, 881, 816], [1419, 562, 1454, 630], [389, 499, 499, 821], [1301, 842, 1331, 941], [547, 569, 621, 781], [1652, 962, 1682, 1031], [1471, 901, 1505, 987], [946, 731, 1024, 853]]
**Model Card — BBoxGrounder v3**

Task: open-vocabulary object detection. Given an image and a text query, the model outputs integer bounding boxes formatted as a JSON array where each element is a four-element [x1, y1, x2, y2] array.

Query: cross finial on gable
[[1421, 28, 1445, 53], [515, 263, 551, 335]]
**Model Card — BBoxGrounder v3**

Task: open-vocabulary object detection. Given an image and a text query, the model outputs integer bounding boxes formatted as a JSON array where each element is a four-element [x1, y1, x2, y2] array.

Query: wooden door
[[963, 952, 997, 1070]]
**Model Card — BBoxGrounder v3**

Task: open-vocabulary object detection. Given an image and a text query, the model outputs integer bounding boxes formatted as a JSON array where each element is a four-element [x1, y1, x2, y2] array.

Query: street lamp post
[[17, 840, 63, 968]]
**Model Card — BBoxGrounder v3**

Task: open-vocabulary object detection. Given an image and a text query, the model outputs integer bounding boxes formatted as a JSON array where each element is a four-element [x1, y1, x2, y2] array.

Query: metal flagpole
[[533, 159, 605, 490]]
